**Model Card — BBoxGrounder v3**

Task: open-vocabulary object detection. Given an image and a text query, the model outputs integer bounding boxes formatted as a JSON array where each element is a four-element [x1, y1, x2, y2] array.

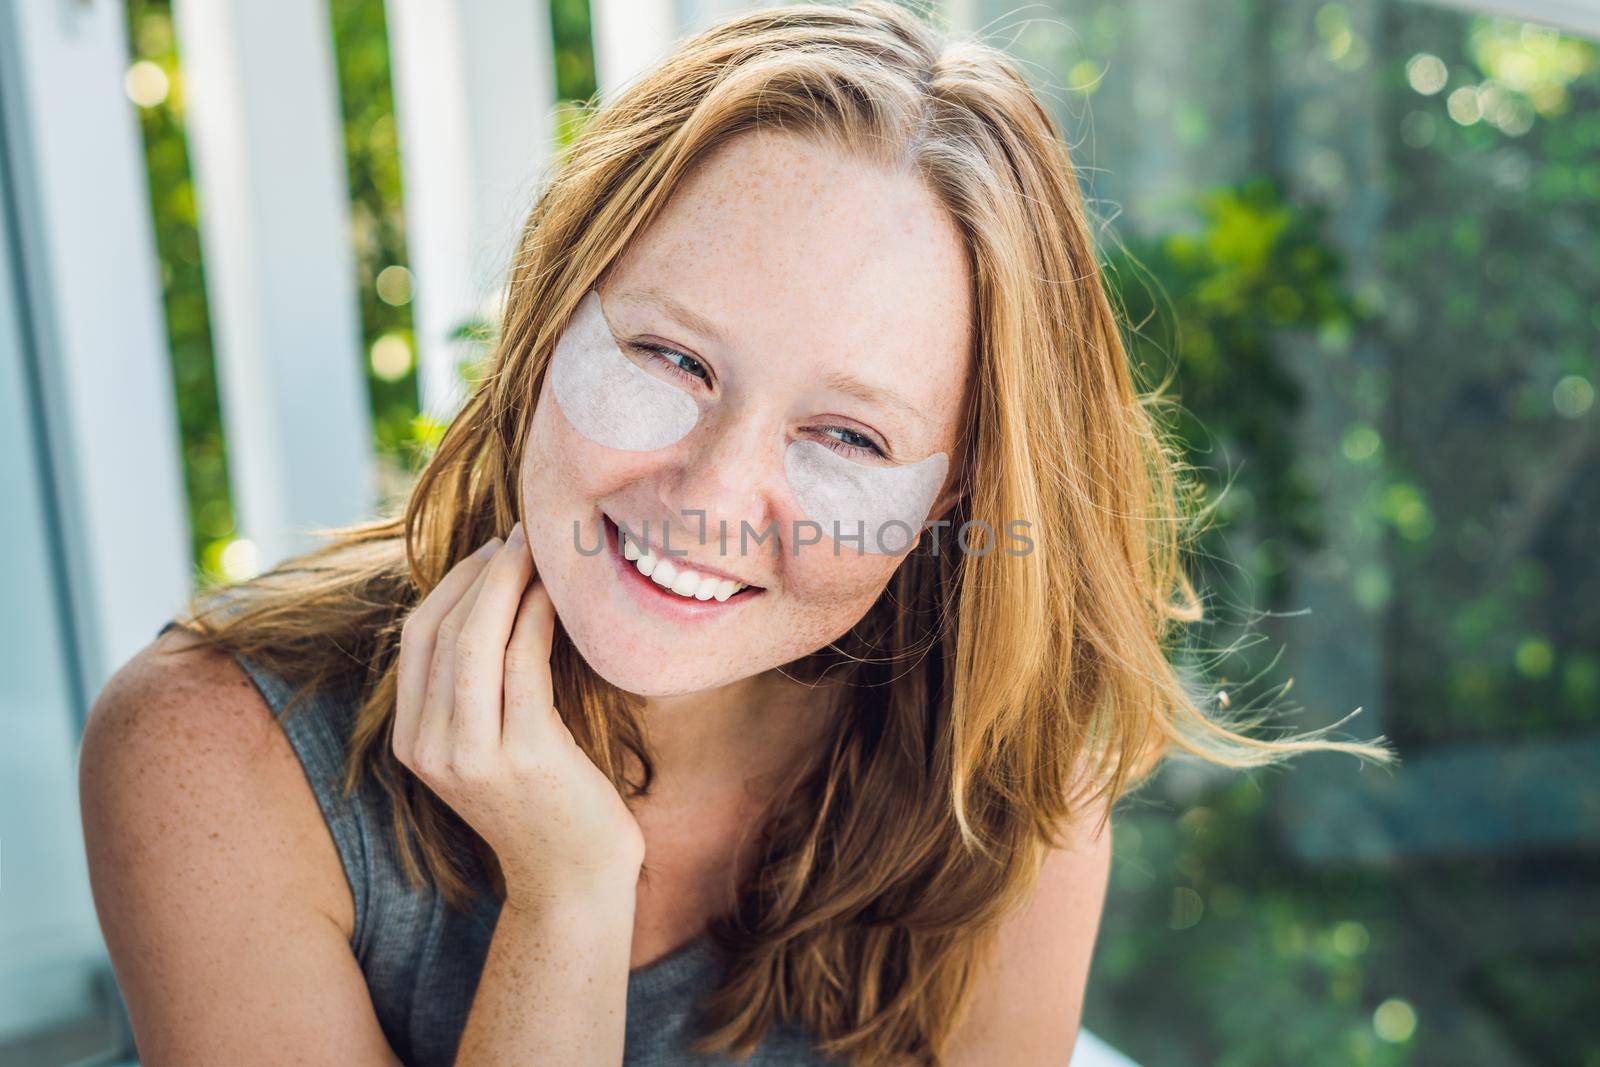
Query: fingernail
[[473, 538, 500, 559], [507, 521, 526, 549]]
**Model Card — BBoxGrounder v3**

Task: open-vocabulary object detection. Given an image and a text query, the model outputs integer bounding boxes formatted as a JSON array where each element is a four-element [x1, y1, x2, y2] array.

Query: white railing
[[171, 0, 378, 572], [385, 0, 557, 418], [0, 4, 186, 1052]]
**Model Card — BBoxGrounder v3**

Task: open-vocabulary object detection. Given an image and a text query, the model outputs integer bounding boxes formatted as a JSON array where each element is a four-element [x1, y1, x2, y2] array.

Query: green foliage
[[1077, 6, 1600, 1065], [1091, 176, 1421, 1066], [1093, 776, 1418, 1067], [551, 0, 598, 102], [327, 0, 420, 484], [1379, 11, 1600, 747], [125, 1, 232, 587], [1111, 175, 1361, 609]]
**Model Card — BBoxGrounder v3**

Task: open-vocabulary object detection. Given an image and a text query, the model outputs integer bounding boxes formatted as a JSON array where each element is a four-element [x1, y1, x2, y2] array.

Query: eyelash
[[815, 426, 885, 459], [630, 341, 888, 460], [633, 342, 710, 385]]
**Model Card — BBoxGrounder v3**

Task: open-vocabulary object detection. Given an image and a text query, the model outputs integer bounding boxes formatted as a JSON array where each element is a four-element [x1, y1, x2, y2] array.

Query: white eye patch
[[549, 290, 700, 451], [784, 440, 948, 555]]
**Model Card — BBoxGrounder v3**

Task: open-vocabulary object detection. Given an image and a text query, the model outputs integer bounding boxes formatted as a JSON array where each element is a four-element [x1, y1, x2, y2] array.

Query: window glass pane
[[970, 2, 1600, 1062]]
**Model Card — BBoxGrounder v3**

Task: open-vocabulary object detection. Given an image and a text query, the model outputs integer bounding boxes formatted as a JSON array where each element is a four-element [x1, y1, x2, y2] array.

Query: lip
[[603, 515, 764, 621]]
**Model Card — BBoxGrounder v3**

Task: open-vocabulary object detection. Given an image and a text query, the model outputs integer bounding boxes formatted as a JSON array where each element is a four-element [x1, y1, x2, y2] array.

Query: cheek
[[520, 389, 633, 588], [521, 388, 567, 503], [771, 544, 900, 645], [523, 383, 652, 510]]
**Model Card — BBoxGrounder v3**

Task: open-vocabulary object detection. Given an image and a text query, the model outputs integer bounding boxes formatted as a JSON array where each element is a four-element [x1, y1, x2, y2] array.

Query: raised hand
[[391, 522, 646, 910]]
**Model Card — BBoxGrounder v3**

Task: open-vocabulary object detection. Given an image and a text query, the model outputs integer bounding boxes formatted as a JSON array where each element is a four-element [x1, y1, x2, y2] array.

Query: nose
[[655, 407, 781, 558]]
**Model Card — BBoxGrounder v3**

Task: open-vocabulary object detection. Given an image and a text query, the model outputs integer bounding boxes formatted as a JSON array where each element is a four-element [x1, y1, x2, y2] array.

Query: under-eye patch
[[784, 440, 948, 555], [549, 290, 701, 451]]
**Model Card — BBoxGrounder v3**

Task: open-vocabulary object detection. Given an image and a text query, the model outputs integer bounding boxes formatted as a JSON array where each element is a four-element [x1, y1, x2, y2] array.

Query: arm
[[453, 885, 637, 1065], [79, 629, 405, 1066], [941, 810, 1114, 1066]]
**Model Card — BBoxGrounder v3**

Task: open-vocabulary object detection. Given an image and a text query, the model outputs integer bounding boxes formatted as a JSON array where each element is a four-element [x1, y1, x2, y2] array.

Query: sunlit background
[[1, 0, 1596, 1065]]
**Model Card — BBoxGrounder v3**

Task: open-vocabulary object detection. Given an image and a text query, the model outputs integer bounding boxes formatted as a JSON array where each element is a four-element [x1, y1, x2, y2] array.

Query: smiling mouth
[[603, 515, 764, 605]]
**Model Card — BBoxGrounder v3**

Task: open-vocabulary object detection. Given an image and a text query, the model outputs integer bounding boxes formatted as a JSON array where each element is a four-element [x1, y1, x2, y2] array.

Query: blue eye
[[632, 342, 710, 385], [816, 426, 887, 459]]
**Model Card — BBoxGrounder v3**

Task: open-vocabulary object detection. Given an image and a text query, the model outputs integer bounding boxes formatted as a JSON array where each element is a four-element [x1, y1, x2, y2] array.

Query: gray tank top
[[157, 619, 838, 1066]]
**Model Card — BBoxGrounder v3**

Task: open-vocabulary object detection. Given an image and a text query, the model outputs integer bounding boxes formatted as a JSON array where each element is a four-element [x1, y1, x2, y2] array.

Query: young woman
[[79, 3, 1386, 1064]]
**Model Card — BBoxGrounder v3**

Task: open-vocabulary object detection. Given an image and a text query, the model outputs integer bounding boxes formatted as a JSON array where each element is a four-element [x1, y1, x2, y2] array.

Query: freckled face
[[519, 129, 973, 697]]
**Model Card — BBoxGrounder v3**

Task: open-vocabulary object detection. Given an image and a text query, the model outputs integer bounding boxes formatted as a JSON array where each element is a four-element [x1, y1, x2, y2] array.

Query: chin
[[555, 595, 805, 698], [571, 634, 749, 697]]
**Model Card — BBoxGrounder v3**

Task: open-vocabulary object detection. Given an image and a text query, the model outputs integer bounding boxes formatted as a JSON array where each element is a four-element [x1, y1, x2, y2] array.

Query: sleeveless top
[[156, 619, 840, 1067]]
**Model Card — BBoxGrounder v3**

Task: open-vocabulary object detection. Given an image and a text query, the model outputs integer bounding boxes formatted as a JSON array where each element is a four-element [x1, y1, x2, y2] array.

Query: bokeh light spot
[[124, 60, 169, 109], [376, 264, 414, 306], [1373, 998, 1417, 1042]]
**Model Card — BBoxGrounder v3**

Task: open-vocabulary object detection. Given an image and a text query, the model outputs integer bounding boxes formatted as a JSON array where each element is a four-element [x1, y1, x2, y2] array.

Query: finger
[[414, 549, 500, 772], [452, 522, 534, 756], [394, 540, 500, 760], [502, 577, 560, 757]]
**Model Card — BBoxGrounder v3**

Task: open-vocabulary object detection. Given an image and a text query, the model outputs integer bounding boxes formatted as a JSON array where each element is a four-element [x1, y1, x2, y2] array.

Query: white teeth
[[617, 528, 749, 603]]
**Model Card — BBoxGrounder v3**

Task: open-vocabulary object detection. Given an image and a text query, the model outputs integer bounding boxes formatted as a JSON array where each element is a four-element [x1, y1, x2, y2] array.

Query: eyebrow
[[818, 370, 924, 427], [625, 286, 729, 346]]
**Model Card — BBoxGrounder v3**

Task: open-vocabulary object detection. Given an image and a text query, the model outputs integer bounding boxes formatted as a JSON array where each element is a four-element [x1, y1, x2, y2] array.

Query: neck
[[631, 667, 839, 805]]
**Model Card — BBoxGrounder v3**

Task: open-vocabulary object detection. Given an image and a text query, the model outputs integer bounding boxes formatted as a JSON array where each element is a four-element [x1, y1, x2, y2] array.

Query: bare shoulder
[[79, 625, 397, 1065], [79, 623, 355, 941], [942, 809, 1113, 1066]]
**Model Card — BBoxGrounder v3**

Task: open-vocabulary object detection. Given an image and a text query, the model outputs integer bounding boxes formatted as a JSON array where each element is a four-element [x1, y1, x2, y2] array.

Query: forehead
[[602, 130, 973, 446]]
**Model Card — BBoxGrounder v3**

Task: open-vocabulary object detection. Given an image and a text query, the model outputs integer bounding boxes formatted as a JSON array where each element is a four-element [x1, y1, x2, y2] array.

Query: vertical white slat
[[172, 0, 376, 571], [0, 0, 190, 697], [385, 0, 557, 420], [590, 0, 678, 100], [0, 0, 185, 1040]]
